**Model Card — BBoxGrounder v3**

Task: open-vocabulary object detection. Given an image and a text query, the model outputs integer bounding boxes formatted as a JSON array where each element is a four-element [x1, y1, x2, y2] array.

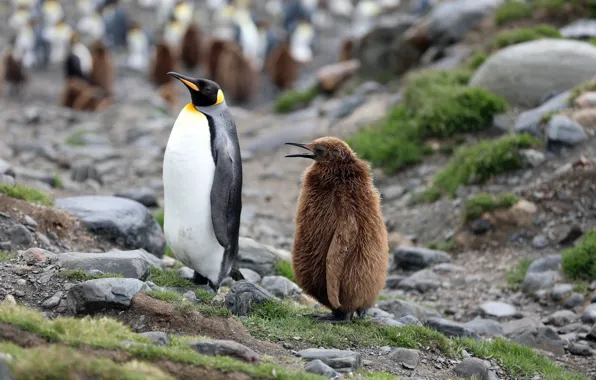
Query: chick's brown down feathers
[[291, 137, 389, 313]]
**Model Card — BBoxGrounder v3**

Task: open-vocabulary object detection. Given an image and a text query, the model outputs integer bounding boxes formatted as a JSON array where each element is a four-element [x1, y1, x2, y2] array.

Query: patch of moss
[[493, 25, 561, 49], [146, 290, 231, 318], [0, 183, 54, 206], [0, 303, 324, 380], [194, 288, 215, 303], [463, 192, 519, 221], [573, 282, 590, 295], [65, 131, 88, 146], [463, 52, 488, 71], [494, 0, 533, 25], [569, 77, 596, 106], [430, 134, 540, 197], [562, 230, 596, 281], [506, 258, 533, 291], [146, 290, 185, 303], [150, 267, 193, 288], [275, 260, 297, 283], [52, 174, 64, 189], [273, 86, 320, 114], [59, 269, 125, 281], [153, 209, 164, 229], [540, 110, 559, 124], [359, 371, 397, 380], [0, 251, 13, 261], [427, 239, 458, 253]]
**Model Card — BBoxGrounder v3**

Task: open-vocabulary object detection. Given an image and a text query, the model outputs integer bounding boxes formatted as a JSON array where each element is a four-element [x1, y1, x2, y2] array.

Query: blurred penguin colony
[[2, 0, 407, 110]]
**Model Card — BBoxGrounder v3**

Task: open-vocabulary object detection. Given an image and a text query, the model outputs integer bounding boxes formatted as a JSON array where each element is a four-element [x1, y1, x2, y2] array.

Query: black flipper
[[193, 271, 217, 292], [230, 267, 245, 281]]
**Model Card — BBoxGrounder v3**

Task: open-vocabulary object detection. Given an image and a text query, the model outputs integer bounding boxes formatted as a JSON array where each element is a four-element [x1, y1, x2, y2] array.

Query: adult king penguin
[[163, 72, 245, 291]]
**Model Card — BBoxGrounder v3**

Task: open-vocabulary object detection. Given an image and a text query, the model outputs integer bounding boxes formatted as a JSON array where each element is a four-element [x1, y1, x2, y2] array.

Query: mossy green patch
[[65, 130, 87, 146], [150, 267, 193, 288], [430, 134, 540, 197], [463, 52, 488, 70], [195, 288, 216, 303], [153, 209, 164, 229], [562, 230, 596, 281], [427, 239, 458, 253], [569, 77, 596, 105], [0, 251, 13, 261], [274, 86, 320, 114], [59, 269, 125, 281], [53, 174, 64, 189], [275, 260, 297, 283], [463, 192, 519, 221], [145, 290, 231, 318], [506, 258, 533, 291], [0, 183, 54, 206], [493, 24, 561, 49], [494, 0, 533, 25], [573, 282, 590, 295]]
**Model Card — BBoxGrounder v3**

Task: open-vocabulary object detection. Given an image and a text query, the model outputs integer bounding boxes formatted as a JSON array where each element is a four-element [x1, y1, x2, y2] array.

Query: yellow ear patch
[[180, 78, 199, 91], [216, 89, 225, 105]]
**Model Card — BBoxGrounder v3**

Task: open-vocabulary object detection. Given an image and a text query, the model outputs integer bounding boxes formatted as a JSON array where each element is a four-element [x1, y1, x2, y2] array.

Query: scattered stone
[[139, 331, 170, 346], [515, 91, 572, 135], [479, 301, 517, 319], [527, 255, 562, 273], [575, 90, 596, 108], [20, 248, 55, 265], [189, 340, 259, 364], [41, 291, 63, 309], [399, 269, 442, 293], [239, 268, 261, 284], [569, 342, 593, 356], [393, 246, 451, 270], [531, 235, 549, 249], [552, 284, 574, 302], [304, 359, 340, 378], [502, 317, 543, 336], [547, 115, 588, 146], [509, 326, 565, 356], [8, 225, 33, 247], [432, 263, 465, 273], [67, 278, 149, 314], [224, 280, 277, 316], [58, 250, 153, 280], [454, 357, 497, 380], [22, 215, 38, 229], [426, 318, 479, 339], [388, 348, 419, 370], [2, 295, 16, 305], [565, 293, 585, 309], [261, 276, 301, 298], [396, 315, 423, 326], [298, 348, 362, 372], [378, 299, 429, 322], [0, 174, 15, 186], [0, 159, 14, 177], [381, 185, 406, 201], [317, 60, 361, 92], [237, 237, 290, 276], [371, 317, 403, 327], [71, 162, 103, 184], [55, 196, 166, 257], [176, 266, 194, 281], [385, 274, 406, 288], [366, 308, 394, 318], [522, 271, 559, 294], [521, 149, 546, 168], [558, 225, 584, 246], [463, 318, 503, 338], [587, 324, 596, 341], [115, 187, 159, 208], [543, 310, 578, 327], [582, 304, 596, 324]]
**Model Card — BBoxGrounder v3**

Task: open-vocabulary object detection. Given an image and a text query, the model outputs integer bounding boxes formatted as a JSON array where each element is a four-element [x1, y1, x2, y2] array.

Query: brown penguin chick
[[60, 78, 89, 108], [215, 42, 258, 103], [339, 37, 355, 62], [285, 137, 389, 322], [150, 41, 177, 86], [156, 81, 179, 112], [180, 24, 201, 69], [266, 41, 298, 90], [90, 40, 114, 95], [3, 48, 27, 96], [205, 38, 228, 82]]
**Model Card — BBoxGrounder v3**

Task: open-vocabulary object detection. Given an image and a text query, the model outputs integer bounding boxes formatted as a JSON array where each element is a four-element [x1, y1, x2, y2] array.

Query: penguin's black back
[[65, 53, 87, 81]]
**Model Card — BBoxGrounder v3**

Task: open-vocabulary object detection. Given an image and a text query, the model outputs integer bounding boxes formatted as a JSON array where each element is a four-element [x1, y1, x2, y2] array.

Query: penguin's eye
[[314, 146, 326, 156]]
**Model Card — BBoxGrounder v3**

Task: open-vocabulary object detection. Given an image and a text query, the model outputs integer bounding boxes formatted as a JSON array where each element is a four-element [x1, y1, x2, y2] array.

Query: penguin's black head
[[168, 72, 225, 107]]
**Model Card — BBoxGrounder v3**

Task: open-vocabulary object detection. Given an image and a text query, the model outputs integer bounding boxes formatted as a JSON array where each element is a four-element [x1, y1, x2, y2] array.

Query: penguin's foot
[[303, 310, 351, 324], [356, 309, 367, 319]]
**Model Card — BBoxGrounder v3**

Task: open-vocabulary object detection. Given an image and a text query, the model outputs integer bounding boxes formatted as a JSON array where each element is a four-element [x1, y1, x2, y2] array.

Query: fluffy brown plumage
[[60, 78, 111, 112], [157, 81, 178, 112], [150, 41, 177, 86], [90, 40, 114, 95], [266, 42, 298, 90], [4, 48, 27, 94], [286, 137, 389, 321], [181, 24, 201, 69], [339, 38, 355, 62], [215, 42, 258, 104], [206, 38, 227, 82]]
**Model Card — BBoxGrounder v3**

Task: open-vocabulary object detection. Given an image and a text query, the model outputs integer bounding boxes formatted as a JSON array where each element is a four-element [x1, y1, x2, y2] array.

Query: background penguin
[[215, 42, 258, 104], [14, 19, 38, 69], [42, 0, 64, 27], [45, 18, 73, 65], [126, 22, 150, 71], [3, 43, 28, 96], [163, 15, 186, 55], [163, 72, 244, 291], [289, 19, 315, 64], [339, 37, 354, 62], [77, 7, 106, 44], [232, 1, 260, 67], [150, 40, 177, 86], [90, 40, 113, 95], [266, 37, 297, 91], [9, 4, 32, 32], [205, 38, 228, 82], [284, 137, 389, 322], [64, 33, 92, 81], [102, 0, 129, 49], [180, 23, 201, 69]]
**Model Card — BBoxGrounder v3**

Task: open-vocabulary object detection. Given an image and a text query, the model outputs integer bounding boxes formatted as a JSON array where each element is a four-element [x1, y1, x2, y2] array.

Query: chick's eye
[[314, 146, 325, 155]]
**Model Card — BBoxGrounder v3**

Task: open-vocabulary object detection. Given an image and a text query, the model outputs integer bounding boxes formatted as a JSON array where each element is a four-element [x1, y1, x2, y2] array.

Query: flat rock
[[239, 268, 261, 284], [298, 348, 362, 372], [20, 247, 56, 265], [509, 326, 565, 356], [560, 19, 596, 39], [67, 278, 148, 314], [237, 237, 291, 276], [224, 280, 277, 316], [547, 115, 588, 146], [528, 255, 562, 274], [394, 246, 452, 270], [189, 340, 259, 363], [365, 308, 394, 318], [551, 284, 574, 302], [55, 196, 165, 257], [261, 276, 301, 298], [568, 342, 593, 356], [432, 263, 465, 273], [139, 331, 169, 346], [463, 318, 504, 337], [502, 317, 543, 336], [317, 60, 361, 92], [371, 317, 403, 327], [304, 359, 340, 378], [565, 293, 586, 309], [522, 271, 559, 294], [41, 291, 64, 309], [377, 299, 430, 322], [470, 39, 596, 108], [582, 304, 596, 324], [426, 318, 479, 339], [388, 348, 420, 370], [514, 91, 571, 136], [454, 357, 498, 380], [543, 310, 578, 327], [58, 250, 153, 280], [399, 269, 442, 293], [114, 187, 159, 208], [8, 225, 33, 247], [0, 159, 14, 177], [396, 315, 423, 326], [587, 324, 596, 341], [479, 301, 517, 319]]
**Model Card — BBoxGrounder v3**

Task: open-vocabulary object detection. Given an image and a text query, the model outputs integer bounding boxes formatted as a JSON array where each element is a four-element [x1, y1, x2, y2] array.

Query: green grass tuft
[[494, 0, 533, 25], [463, 192, 519, 221], [493, 25, 561, 49], [59, 269, 124, 281], [195, 288, 216, 303], [506, 258, 533, 291], [562, 230, 596, 281], [275, 260, 297, 283], [150, 267, 193, 288], [146, 290, 185, 303], [146, 290, 231, 318], [153, 209, 164, 229], [569, 77, 596, 106], [65, 131, 87, 146], [53, 174, 64, 189], [273, 86, 320, 114], [0, 251, 14, 261], [463, 52, 488, 71], [427, 239, 458, 253], [430, 134, 540, 197], [0, 183, 54, 206]]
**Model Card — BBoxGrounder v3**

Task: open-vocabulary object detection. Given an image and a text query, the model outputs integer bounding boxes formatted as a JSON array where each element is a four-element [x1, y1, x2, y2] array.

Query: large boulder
[[57, 250, 156, 280], [470, 39, 596, 108], [67, 278, 149, 314], [237, 237, 291, 276], [55, 196, 166, 257]]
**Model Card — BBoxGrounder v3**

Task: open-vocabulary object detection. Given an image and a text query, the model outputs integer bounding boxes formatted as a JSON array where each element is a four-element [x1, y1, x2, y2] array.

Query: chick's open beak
[[168, 72, 199, 91], [284, 142, 315, 159]]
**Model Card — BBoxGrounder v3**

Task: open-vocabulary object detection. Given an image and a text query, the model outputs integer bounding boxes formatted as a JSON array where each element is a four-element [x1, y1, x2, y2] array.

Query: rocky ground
[[2, 0, 596, 379]]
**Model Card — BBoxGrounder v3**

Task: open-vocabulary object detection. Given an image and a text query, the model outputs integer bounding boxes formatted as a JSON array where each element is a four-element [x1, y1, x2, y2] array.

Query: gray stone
[[0, 174, 15, 186], [582, 304, 596, 324], [394, 246, 452, 270], [381, 185, 406, 201], [67, 278, 148, 314], [13, 167, 56, 187], [371, 317, 403, 327], [8, 225, 33, 246], [432, 263, 465, 273], [399, 269, 442, 293], [547, 115, 588, 146], [543, 310, 578, 327], [304, 359, 340, 378], [532, 235, 549, 249], [176, 266, 194, 280], [224, 280, 277, 316], [463, 318, 504, 337], [298, 348, 362, 372], [20, 247, 56, 265], [0, 159, 14, 177], [366, 308, 394, 318], [509, 326, 565, 356], [239, 268, 261, 284], [560, 19, 596, 39], [0, 357, 13, 380], [55, 196, 166, 257], [522, 271, 559, 294], [261, 275, 301, 298], [237, 237, 290, 276], [502, 317, 543, 336], [139, 331, 169, 346], [569, 342, 593, 356], [22, 215, 38, 229], [471, 39, 596, 108], [385, 274, 406, 288], [378, 299, 428, 322], [71, 162, 103, 184], [115, 187, 159, 208], [514, 91, 571, 136], [189, 340, 259, 363], [479, 301, 516, 319], [58, 250, 153, 280], [397, 315, 423, 326], [388, 348, 420, 370], [521, 149, 546, 168], [41, 291, 63, 309], [454, 357, 497, 380], [565, 293, 585, 309], [528, 255, 562, 273], [587, 324, 596, 341], [426, 318, 479, 339], [552, 284, 574, 301]]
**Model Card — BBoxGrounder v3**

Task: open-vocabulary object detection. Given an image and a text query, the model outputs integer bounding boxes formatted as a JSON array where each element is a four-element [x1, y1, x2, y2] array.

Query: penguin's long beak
[[168, 71, 199, 91], [284, 142, 315, 159]]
